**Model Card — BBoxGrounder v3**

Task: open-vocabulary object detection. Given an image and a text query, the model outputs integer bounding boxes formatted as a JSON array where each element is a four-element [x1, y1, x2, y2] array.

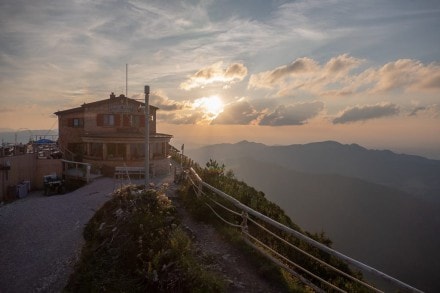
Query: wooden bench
[[114, 166, 145, 179]]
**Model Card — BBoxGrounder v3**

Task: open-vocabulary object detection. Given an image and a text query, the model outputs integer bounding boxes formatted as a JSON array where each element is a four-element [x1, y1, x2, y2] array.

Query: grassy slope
[[65, 160, 371, 292], [65, 185, 225, 293]]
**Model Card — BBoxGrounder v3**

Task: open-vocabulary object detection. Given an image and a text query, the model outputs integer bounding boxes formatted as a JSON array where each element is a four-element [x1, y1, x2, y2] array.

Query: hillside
[[187, 141, 440, 292], [188, 140, 440, 201]]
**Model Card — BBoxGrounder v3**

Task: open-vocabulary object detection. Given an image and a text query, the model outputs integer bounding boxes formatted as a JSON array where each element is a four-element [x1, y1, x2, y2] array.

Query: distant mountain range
[[187, 140, 440, 292], [189, 140, 440, 201], [0, 129, 58, 144]]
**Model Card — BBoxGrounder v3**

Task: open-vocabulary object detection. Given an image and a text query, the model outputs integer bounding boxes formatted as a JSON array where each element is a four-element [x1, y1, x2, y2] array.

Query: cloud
[[409, 106, 427, 117], [333, 103, 399, 124], [259, 101, 324, 126], [248, 55, 440, 98], [180, 62, 248, 90], [409, 104, 440, 118], [248, 54, 364, 96], [373, 60, 440, 92], [0, 107, 15, 113], [419, 74, 440, 90], [210, 99, 325, 126], [248, 57, 319, 89], [211, 100, 259, 125], [160, 96, 327, 126], [267, 57, 318, 83], [225, 63, 248, 79], [369, 59, 429, 92], [343, 59, 440, 96], [150, 91, 189, 111], [324, 54, 363, 75], [158, 111, 205, 125]]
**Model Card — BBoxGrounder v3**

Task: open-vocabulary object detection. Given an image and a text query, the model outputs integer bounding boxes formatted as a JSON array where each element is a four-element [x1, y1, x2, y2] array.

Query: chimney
[[110, 92, 116, 99]]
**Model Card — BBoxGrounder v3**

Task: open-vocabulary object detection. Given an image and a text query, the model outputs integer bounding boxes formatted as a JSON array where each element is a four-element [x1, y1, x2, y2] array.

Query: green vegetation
[[179, 158, 367, 292], [65, 154, 371, 292], [65, 184, 225, 292]]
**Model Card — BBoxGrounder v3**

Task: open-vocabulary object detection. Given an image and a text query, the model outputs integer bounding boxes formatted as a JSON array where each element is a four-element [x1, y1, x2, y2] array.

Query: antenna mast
[[126, 63, 128, 98]]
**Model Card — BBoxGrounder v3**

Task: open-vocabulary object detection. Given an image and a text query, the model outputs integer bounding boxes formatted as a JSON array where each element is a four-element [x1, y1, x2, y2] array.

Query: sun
[[194, 95, 224, 117]]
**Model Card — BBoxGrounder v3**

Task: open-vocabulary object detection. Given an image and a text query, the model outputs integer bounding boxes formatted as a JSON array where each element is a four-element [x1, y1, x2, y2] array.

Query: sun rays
[[193, 95, 224, 118]]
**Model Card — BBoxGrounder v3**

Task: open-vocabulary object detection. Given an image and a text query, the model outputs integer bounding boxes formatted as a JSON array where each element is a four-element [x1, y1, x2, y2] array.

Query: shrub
[[66, 184, 225, 292]]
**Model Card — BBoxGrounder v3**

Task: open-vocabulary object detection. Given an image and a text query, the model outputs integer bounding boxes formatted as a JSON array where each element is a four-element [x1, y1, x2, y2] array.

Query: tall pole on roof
[[144, 85, 150, 187], [126, 64, 128, 98]]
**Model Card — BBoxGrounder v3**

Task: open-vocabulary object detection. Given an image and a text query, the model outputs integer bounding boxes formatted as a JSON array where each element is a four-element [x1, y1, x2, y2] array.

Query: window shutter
[[67, 118, 74, 127], [115, 114, 121, 126], [97, 114, 103, 126], [123, 114, 130, 127], [140, 115, 145, 127]]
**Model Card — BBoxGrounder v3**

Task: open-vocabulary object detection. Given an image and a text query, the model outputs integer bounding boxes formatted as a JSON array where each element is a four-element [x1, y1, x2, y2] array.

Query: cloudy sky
[[1, 0, 439, 157]]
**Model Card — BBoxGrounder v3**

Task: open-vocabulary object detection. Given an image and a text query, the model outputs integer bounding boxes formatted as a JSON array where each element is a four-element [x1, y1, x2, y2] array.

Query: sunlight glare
[[194, 95, 224, 117]]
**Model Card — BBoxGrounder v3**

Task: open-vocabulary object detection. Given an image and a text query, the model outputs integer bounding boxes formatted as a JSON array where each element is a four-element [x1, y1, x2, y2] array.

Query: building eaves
[[54, 95, 159, 116], [54, 106, 84, 116]]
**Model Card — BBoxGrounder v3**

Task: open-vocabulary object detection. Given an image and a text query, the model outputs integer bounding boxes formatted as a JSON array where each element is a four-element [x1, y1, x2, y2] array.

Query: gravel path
[[0, 170, 283, 292], [0, 177, 117, 292]]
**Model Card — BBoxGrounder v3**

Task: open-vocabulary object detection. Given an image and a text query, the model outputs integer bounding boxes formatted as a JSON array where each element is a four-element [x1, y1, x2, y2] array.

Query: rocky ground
[[0, 171, 283, 292]]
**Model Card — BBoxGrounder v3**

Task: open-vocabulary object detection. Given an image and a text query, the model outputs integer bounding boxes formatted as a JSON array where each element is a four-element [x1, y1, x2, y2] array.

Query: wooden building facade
[[55, 92, 173, 175]]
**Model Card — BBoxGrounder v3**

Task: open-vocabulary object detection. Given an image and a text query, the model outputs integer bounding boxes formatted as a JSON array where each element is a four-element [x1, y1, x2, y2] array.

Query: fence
[[61, 159, 91, 183], [186, 167, 423, 293]]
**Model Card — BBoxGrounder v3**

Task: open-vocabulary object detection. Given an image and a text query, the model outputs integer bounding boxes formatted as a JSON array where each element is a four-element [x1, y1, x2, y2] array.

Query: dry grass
[[65, 184, 225, 292]]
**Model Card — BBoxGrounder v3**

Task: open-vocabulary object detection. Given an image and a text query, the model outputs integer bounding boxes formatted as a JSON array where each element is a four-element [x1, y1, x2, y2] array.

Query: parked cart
[[43, 174, 65, 195]]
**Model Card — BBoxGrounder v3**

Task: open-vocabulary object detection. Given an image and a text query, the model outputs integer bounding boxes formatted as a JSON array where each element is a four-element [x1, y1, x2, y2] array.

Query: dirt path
[[169, 196, 283, 292]]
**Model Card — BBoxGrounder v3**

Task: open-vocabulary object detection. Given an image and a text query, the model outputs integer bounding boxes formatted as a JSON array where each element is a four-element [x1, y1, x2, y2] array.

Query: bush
[[181, 160, 368, 292], [66, 184, 225, 292]]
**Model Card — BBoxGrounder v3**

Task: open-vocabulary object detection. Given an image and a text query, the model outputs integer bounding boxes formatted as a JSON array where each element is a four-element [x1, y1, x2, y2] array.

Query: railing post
[[86, 164, 90, 183], [197, 179, 202, 197], [241, 211, 248, 235]]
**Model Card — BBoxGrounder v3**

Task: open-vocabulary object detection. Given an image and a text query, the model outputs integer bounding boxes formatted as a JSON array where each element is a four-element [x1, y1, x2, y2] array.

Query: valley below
[[188, 140, 440, 292]]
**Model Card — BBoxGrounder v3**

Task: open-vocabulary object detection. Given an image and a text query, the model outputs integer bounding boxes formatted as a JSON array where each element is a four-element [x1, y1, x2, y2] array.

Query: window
[[73, 118, 84, 127], [97, 114, 119, 127], [107, 143, 126, 159], [67, 118, 84, 127], [90, 143, 103, 158], [103, 114, 115, 126], [152, 142, 165, 158], [130, 143, 144, 159], [132, 115, 141, 127]]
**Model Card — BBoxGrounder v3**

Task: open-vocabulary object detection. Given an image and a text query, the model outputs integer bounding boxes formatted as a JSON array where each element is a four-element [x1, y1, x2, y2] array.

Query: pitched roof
[[54, 93, 158, 115]]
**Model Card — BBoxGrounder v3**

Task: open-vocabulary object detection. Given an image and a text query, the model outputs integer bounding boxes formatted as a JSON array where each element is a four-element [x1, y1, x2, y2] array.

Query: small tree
[[203, 159, 225, 185]]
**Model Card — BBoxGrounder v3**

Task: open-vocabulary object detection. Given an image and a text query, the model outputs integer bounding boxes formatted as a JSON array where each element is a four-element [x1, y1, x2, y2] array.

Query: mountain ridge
[[187, 140, 440, 292], [225, 156, 440, 293], [189, 140, 440, 200]]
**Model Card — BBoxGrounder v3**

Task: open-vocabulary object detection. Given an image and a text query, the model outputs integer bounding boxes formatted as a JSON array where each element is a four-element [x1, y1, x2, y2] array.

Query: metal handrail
[[187, 167, 423, 293]]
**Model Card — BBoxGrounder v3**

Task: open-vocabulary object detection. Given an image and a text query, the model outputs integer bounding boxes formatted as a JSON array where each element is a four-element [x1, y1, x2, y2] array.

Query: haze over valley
[[1, 0, 439, 291], [188, 140, 440, 292]]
